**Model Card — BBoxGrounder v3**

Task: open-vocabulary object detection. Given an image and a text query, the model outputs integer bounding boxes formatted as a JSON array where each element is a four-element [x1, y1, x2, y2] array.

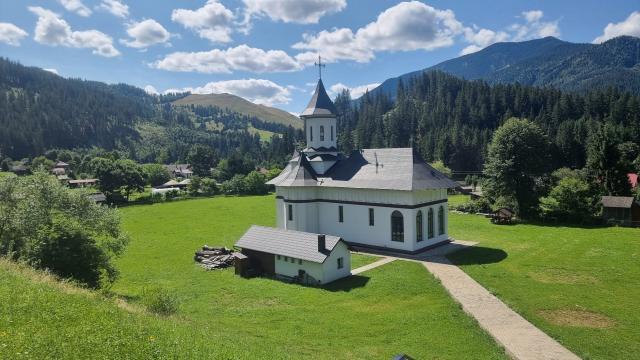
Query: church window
[[291, 257, 295, 263], [416, 210, 423, 242], [310, 126, 313, 141], [337, 257, 344, 269], [298, 259, 302, 265], [331, 126, 334, 141], [320, 125, 325, 141], [438, 206, 445, 235], [338, 206, 344, 222], [428, 208, 434, 239], [369, 208, 374, 226], [288, 204, 293, 221], [391, 210, 404, 242]]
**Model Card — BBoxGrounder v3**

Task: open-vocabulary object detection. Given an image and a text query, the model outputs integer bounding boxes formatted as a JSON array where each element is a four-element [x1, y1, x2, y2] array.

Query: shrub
[[539, 177, 599, 222], [200, 178, 218, 196], [141, 287, 179, 315], [454, 197, 491, 214], [244, 171, 268, 195], [220, 174, 247, 195], [142, 164, 171, 187]]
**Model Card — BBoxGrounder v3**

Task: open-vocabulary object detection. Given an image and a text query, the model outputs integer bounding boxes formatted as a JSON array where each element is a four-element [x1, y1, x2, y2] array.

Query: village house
[[164, 164, 193, 178], [601, 196, 640, 226]]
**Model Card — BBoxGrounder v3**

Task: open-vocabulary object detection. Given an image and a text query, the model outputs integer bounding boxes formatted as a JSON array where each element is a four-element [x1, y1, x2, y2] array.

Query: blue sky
[[0, 1, 639, 113]]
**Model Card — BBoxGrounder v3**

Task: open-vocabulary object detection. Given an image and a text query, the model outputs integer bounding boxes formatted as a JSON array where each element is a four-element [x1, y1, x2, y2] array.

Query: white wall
[[273, 241, 350, 285], [275, 186, 449, 252], [305, 116, 337, 149]]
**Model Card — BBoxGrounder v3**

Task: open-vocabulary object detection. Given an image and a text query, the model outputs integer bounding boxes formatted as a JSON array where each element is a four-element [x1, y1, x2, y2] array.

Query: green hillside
[[173, 93, 302, 129]]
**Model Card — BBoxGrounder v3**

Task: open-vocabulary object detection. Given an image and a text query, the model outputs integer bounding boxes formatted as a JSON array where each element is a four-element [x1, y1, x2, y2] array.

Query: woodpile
[[194, 245, 236, 270]]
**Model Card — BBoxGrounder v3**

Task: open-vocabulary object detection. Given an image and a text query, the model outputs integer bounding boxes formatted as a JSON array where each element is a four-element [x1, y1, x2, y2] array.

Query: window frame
[[391, 210, 404, 242], [369, 208, 375, 226], [438, 206, 445, 235], [416, 210, 423, 242], [338, 205, 344, 223], [320, 125, 325, 141], [287, 204, 293, 221], [331, 125, 334, 141], [428, 208, 434, 239], [337, 257, 344, 269], [310, 126, 313, 141]]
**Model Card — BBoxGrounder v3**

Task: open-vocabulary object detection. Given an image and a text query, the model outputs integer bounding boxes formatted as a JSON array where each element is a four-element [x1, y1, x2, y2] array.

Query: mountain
[[369, 36, 640, 100], [173, 93, 302, 128]]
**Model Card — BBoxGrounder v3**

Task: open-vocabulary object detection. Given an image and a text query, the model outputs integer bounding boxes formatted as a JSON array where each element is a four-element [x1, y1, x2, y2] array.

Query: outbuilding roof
[[235, 225, 343, 263], [301, 79, 337, 117], [601, 196, 635, 208], [268, 148, 458, 191]]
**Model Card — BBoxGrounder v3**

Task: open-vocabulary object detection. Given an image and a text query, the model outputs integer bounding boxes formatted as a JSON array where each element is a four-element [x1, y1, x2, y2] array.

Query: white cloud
[[594, 11, 640, 43], [461, 26, 509, 55], [329, 82, 380, 98], [166, 79, 291, 106], [293, 1, 463, 63], [0, 23, 28, 46], [242, 0, 346, 25], [171, 0, 235, 43], [522, 10, 543, 23], [58, 0, 92, 17], [153, 44, 302, 73], [97, 0, 129, 18], [121, 19, 170, 48], [144, 85, 158, 94], [44, 68, 59, 75], [28, 6, 120, 57]]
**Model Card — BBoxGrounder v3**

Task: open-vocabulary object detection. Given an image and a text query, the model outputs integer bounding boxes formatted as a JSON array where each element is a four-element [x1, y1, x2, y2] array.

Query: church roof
[[267, 148, 458, 191], [301, 79, 337, 117], [236, 225, 343, 263], [266, 151, 317, 186]]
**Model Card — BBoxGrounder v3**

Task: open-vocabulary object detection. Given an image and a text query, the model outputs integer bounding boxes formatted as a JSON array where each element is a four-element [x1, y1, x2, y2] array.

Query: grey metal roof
[[268, 147, 458, 191], [601, 196, 635, 208], [301, 79, 337, 117], [266, 152, 317, 186], [235, 225, 343, 263]]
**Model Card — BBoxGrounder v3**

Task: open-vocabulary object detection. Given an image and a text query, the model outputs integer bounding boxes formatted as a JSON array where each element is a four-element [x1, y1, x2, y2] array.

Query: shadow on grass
[[322, 275, 370, 292], [447, 246, 508, 266]]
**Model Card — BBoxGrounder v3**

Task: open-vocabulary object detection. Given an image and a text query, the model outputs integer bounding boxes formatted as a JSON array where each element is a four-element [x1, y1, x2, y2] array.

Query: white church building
[[267, 78, 457, 253]]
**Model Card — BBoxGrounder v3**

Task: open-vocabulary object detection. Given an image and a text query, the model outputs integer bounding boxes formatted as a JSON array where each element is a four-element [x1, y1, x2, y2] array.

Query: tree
[[31, 156, 54, 171], [220, 174, 247, 195], [539, 177, 599, 222], [244, 171, 268, 195], [187, 175, 202, 196], [484, 118, 552, 217], [142, 163, 171, 187], [90, 158, 145, 202], [0, 158, 11, 172], [187, 145, 218, 177], [200, 178, 219, 196], [429, 160, 452, 177], [0, 171, 128, 288], [586, 123, 631, 196]]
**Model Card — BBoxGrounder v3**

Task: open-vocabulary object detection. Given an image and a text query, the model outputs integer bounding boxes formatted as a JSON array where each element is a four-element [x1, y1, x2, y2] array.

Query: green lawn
[[448, 212, 640, 360], [448, 194, 471, 207], [350, 253, 381, 269], [107, 195, 505, 359]]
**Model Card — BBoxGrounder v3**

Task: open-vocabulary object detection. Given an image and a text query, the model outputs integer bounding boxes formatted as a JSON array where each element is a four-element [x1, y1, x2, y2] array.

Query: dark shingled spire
[[301, 79, 337, 117]]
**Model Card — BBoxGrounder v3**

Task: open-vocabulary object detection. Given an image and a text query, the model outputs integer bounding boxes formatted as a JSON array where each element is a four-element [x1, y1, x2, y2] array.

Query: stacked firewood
[[194, 245, 236, 270]]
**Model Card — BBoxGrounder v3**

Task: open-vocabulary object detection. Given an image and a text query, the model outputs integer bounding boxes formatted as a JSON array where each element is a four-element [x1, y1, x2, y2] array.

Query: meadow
[[448, 196, 640, 360]]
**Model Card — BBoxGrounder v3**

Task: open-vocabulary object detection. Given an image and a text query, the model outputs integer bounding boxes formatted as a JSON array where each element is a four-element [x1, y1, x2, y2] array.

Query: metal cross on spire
[[314, 55, 326, 79]]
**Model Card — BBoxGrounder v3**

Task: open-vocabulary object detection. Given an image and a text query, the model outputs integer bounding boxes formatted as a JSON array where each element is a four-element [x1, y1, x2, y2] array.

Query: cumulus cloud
[[58, 0, 92, 17], [293, 1, 463, 63], [166, 79, 292, 106], [242, 0, 346, 26], [28, 6, 120, 57], [144, 85, 159, 95], [97, 0, 129, 18], [461, 26, 509, 55], [594, 11, 640, 43], [329, 82, 380, 98], [153, 44, 302, 73], [121, 19, 170, 48], [522, 10, 543, 23], [171, 0, 235, 43], [0, 23, 28, 46]]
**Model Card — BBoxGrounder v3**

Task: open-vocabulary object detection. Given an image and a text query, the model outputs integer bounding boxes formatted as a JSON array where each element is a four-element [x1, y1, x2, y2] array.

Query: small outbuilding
[[601, 196, 640, 226], [235, 225, 351, 285]]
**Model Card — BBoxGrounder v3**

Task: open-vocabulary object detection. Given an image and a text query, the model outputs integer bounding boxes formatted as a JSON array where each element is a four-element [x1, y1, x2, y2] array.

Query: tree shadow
[[322, 274, 370, 292], [446, 246, 508, 266]]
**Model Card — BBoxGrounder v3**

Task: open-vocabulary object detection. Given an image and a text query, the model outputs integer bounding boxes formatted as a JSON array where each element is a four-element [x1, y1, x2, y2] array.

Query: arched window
[[427, 208, 434, 239], [416, 210, 423, 242], [331, 125, 334, 141], [438, 206, 445, 235], [320, 125, 325, 141], [391, 210, 404, 242], [310, 126, 313, 141]]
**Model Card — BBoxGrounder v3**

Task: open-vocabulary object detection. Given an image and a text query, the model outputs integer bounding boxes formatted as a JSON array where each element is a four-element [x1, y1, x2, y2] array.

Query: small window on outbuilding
[[298, 259, 302, 265], [337, 257, 344, 269], [288, 204, 293, 221], [339, 205, 344, 223], [277, 255, 281, 260], [284, 256, 288, 261], [369, 208, 375, 226], [291, 257, 295, 263]]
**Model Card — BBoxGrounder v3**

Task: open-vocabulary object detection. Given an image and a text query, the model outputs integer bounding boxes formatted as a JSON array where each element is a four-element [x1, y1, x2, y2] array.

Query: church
[[266, 77, 458, 253]]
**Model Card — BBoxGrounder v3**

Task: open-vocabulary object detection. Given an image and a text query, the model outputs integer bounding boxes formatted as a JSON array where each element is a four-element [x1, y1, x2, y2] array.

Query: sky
[[0, 1, 639, 113]]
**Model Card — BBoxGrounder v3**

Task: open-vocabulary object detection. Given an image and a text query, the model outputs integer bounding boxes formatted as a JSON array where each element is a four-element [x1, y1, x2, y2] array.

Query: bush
[[244, 171, 268, 195], [539, 177, 599, 222], [141, 287, 179, 315], [142, 163, 171, 187], [220, 174, 247, 195], [200, 178, 218, 196], [453, 197, 491, 214]]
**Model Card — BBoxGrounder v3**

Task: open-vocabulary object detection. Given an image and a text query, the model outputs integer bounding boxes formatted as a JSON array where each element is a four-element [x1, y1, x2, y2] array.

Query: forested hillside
[[0, 58, 302, 165], [371, 36, 640, 100], [337, 70, 640, 172]]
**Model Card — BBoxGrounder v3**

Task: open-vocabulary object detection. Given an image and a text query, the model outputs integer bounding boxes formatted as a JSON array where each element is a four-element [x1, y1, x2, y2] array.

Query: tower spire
[[314, 55, 325, 80]]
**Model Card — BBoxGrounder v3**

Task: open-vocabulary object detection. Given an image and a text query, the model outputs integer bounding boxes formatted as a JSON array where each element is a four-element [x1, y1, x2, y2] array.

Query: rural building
[[628, 173, 638, 189], [235, 225, 351, 285], [55, 161, 70, 169], [68, 178, 98, 188], [601, 196, 640, 226], [164, 164, 193, 178], [51, 167, 66, 176], [87, 192, 107, 203], [267, 79, 457, 253]]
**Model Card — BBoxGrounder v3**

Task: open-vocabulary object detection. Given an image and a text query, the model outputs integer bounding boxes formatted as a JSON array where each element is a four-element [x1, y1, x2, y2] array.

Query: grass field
[[447, 204, 640, 359], [107, 195, 505, 359]]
